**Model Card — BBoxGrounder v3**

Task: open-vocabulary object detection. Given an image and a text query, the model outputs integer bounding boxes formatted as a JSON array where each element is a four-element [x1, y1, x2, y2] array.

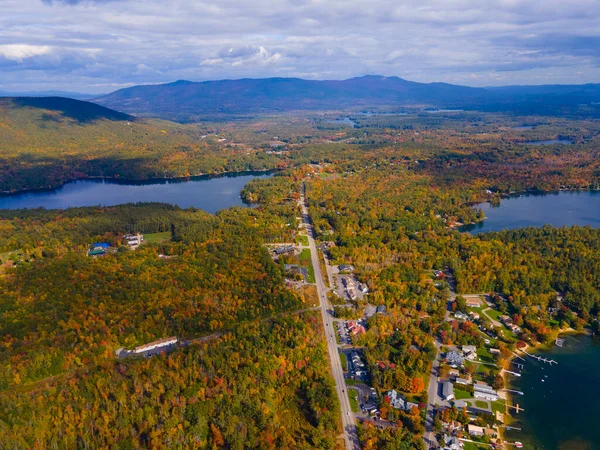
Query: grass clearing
[[454, 388, 472, 400], [348, 389, 360, 412], [491, 399, 506, 414], [475, 400, 489, 408], [340, 352, 348, 371], [463, 442, 488, 450], [484, 307, 503, 321], [477, 346, 495, 363], [297, 235, 309, 246], [298, 248, 316, 283], [143, 232, 171, 244]]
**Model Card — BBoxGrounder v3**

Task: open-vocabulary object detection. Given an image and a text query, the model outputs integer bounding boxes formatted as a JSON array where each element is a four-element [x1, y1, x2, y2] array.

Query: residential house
[[123, 233, 143, 249], [509, 324, 522, 334], [473, 383, 499, 401], [386, 389, 419, 411], [454, 312, 468, 320], [339, 264, 355, 272], [455, 377, 472, 385], [442, 381, 454, 401], [468, 424, 485, 437], [462, 345, 478, 361], [443, 435, 463, 450], [446, 351, 464, 368], [499, 315, 513, 326], [469, 311, 480, 320], [274, 245, 294, 255], [465, 297, 482, 308]]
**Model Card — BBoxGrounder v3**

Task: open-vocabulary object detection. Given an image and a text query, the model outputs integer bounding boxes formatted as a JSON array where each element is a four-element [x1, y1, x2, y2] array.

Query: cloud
[[41, 0, 117, 5], [0, 44, 51, 61], [0, 0, 598, 93]]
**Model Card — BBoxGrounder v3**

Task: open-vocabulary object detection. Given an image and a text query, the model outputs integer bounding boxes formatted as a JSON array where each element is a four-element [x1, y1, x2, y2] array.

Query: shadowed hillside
[[7, 97, 134, 123]]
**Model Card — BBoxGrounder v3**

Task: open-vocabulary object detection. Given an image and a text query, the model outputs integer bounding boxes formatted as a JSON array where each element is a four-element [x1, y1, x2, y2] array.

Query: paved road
[[301, 188, 360, 450], [424, 272, 455, 449], [423, 338, 441, 449]]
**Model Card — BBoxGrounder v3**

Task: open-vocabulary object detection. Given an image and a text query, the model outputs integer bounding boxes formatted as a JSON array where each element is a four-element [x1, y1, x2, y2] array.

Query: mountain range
[[92, 75, 600, 121]]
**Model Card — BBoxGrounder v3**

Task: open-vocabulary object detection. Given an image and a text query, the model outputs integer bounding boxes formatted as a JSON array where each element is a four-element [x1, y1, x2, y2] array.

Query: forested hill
[[2, 97, 134, 123], [93, 75, 486, 120], [94, 75, 600, 121], [0, 98, 280, 192]]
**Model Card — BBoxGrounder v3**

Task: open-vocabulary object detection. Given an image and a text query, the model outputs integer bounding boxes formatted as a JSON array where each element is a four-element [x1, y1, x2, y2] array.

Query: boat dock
[[522, 350, 557, 365]]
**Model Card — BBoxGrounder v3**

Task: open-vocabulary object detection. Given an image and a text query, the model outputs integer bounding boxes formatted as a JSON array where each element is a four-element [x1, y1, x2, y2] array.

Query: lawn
[[463, 442, 488, 450], [477, 346, 496, 363], [298, 248, 316, 283], [297, 235, 309, 246], [340, 352, 348, 371], [491, 399, 506, 414], [348, 389, 360, 412], [143, 232, 171, 244], [475, 400, 489, 409], [345, 378, 357, 386], [484, 307, 503, 321], [454, 388, 472, 400]]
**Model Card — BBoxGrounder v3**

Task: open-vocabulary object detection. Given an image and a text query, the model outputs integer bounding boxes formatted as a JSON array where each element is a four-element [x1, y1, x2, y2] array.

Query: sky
[[1, 0, 600, 94]]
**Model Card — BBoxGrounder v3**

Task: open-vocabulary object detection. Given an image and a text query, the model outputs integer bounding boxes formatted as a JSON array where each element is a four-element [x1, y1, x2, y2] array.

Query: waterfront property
[[473, 382, 499, 401]]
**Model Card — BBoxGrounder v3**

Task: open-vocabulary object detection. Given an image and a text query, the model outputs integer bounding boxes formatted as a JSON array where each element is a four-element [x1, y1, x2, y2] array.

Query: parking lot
[[337, 321, 352, 345], [333, 274, 368, 302]]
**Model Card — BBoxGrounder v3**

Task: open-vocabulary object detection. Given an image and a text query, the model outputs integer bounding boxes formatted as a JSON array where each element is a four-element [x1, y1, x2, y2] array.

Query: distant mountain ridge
[[93, 75, 600, 121], [0, 90, 99, 100]]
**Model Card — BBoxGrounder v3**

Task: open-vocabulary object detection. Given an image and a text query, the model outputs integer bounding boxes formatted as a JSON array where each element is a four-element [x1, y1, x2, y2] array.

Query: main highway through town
[[301, 188, 360, 450]]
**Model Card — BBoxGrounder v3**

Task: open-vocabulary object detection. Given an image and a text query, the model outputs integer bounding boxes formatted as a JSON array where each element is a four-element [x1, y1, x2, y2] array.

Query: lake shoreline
[[461, 189, 600, 234], [0, 168, 279, 196], [502, 328, 593, 446]]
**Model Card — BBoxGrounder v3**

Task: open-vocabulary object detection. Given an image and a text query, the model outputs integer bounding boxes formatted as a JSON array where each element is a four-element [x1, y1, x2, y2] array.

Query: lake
[[462, 191, 600, 234], [0, 171, 273, 213], [326, 117, 357, 128], [523, 139, 574, 145], [505, 334, 600, 449]]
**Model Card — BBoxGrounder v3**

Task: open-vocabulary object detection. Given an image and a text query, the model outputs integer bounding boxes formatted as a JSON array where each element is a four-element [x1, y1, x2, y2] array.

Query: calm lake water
[[326, 117, 357, 127], [462, 191, 600, 234], [523, 139, 574, 145], [506, 334, 600, 449], [0, 171, 273, 213]]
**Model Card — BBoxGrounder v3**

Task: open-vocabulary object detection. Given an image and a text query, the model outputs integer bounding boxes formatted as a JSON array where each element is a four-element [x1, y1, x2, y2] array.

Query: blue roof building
[[92, 242, 111, 249]]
